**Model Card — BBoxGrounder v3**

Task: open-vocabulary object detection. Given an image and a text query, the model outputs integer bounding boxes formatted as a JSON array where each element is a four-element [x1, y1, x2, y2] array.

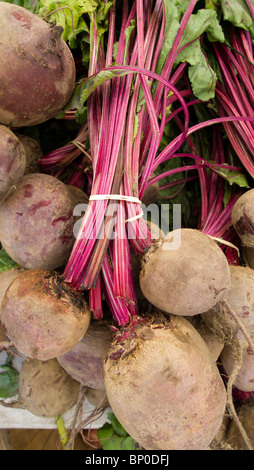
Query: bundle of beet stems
[[41, 0, 253, 326], [63, 0, 193, 325]]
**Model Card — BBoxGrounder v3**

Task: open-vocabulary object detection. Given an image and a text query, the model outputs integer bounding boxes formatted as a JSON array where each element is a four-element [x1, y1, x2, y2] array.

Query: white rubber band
[[89, 194, 142, 204], [89, 194, 143, 223], [125, 209, 144, 223]]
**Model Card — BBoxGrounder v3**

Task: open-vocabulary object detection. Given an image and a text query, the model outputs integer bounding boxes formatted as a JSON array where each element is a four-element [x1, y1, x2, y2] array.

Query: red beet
[[0, 3, 75, 127], [0, 126, 26, 203], [0, 173, 77, 270], [57, 320, 113, 390]]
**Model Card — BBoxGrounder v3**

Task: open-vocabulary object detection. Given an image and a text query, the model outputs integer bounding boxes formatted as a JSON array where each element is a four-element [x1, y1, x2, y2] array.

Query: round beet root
[[242, 246, 254, 269], [140, 228, 231, 316], [0, 267, 25, 310], [0, 173, 77, 270], [0, 269, 91, 360], [221, 341, 254, 392], [19, 358, 80, 417], [0, 126, 26, 203], [223, 265, 254, 334], [0, 3, 75, 127], [86, 388, 109, 409], [66, 185, 89, 206], [104, 314, 227, 450], [15, 133, 43, 174], [231, 190, 254, 248], [141, 177, 160, 206], [57, 320, 113, 389]]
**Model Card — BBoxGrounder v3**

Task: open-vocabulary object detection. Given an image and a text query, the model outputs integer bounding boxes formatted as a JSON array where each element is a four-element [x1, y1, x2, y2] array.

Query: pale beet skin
[[206, 265, 254, 393], [195, 320, 224, 362], [0, 3, 75, 127], [0, 269, 91, 360], [0, 126, 26, 203], [19, 358, 80, 417], [231, 189, 254, 248], [219, 266, 254, 392], [104, 314, 227, 450], [0, 173, 77, 270], [222, 265, 254, 334], [0, 267, 25, 310], [202, 265, 254, 338], [140, 228, 231, 316], [57, 320, 113, 390], [221, 341, 254, 392]]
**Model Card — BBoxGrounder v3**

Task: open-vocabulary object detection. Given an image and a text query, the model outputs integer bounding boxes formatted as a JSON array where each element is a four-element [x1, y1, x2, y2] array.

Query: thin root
[[226, 345, 253, 450]]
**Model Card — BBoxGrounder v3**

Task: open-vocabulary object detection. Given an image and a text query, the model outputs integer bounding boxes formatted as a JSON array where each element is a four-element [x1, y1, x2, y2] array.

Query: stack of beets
[[0, 2, 92, 422], [0, 1, 254, 452]]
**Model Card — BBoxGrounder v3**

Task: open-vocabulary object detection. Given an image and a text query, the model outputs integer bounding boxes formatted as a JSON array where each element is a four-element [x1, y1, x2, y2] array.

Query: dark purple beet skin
[[0, 173, 76, 270], [0, 3, 76, 127], [0, 126, 26, 203], [57, 320, 113, 390]]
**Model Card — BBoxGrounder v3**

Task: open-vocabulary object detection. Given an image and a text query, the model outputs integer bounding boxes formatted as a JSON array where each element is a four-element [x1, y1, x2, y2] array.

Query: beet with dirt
[[18, 358, 80, 417], [0, 267, 25, 310], [140, 228, 231, 316], [0, 269, 91, 361], [104, 313, 227, 450]]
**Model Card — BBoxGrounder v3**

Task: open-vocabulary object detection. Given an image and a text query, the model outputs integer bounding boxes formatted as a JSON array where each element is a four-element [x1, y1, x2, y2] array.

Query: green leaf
[[123, 19, 136, 65], [157, 5, 224, 100], [0, 0, 38, 11], [95, 0, 113, 25], [75, 106, 88, 125], [120, 436, 139, 450], [220, 0, 254, 30], [78, 68, 130, 106], [100, 434, 138, 450], [107, 412, 128, 437], [38, 0, 113, 51], [0, 364, 19, 399], [133, 113, 139, 142], [176, 9, 224, 100], [97, 413, 138, 450], [37, 0, 97, 43], [188, 57, 217, 101], [209, 163, 251, 188], [68, 66, 150, 115], [97, 422, 115, 445], [178, 9, 224, 49], [205, 0, 221, 12], [0, 248, 19, 273], [155, 0, 180, 75], [97, 424, 138, 451]]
